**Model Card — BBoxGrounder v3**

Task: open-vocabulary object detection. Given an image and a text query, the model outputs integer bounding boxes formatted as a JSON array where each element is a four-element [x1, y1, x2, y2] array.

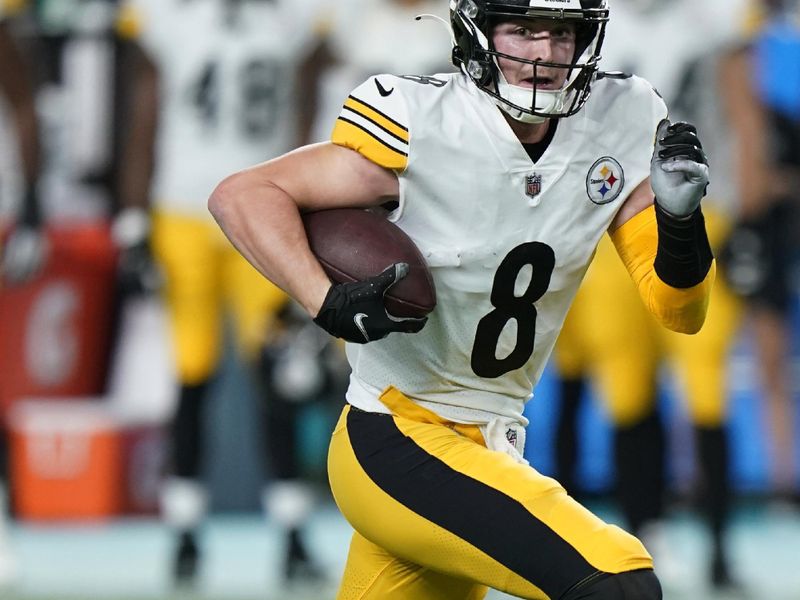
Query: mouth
[[519, 75, 558, 90]]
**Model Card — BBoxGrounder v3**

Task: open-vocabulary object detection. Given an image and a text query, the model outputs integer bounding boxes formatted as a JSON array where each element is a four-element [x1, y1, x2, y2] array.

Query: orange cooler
[[8, 400, 124, 520]]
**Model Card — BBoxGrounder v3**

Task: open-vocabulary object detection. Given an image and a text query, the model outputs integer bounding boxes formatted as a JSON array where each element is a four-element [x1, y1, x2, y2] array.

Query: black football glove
[[650, 119, 710, 217], [117, 239, 162, 296], [313, 263, 427, 344], [112, 207, 163, 296]]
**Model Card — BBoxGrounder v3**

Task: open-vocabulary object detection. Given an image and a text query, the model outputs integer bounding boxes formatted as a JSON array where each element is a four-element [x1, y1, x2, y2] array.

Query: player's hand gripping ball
[[303, 208, 436, 343]]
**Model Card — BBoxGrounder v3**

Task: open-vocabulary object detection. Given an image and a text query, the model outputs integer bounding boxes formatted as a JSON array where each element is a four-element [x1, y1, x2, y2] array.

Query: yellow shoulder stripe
[[343, 96, 409, 144], [331, 119, 408, 171]]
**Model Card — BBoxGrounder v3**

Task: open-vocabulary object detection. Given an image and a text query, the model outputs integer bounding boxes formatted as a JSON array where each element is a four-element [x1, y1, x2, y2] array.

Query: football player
[[0, 2, 45, 286], [310, 0, 453, 142], [736, 0, 800, 502], [268, 0, 456, 581], [116, 0, 329, 585], [209, 0, 714, 598], [0, 0, 44, 585], [1, 0, 128, 584], [552, 0, 763, 589]]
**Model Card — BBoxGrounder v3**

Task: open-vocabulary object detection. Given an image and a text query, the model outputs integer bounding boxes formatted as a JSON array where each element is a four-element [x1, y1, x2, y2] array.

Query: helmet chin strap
[[494, 68, 565, 124]]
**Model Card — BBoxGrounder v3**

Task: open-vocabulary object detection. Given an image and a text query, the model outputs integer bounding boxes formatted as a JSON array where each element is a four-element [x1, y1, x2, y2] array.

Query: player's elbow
[[208, 172, 247, 227], [666, 313, 706, 335], [655, 298, 709, 335], [209, 168, 296, 228], [648, 263, 715, 335]]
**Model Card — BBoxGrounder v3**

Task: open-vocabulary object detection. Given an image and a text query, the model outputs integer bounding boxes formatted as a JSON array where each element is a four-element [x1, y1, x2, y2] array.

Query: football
[[302, 208, 436, 319]]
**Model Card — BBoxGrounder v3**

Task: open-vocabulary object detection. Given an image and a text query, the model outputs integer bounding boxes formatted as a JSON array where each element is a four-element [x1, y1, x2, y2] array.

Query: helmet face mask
[[450, 0, 609, 123]]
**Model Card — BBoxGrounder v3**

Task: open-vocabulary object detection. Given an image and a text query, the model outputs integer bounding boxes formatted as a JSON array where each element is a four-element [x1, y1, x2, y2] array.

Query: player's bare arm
[[0, 20, 46, 283], [209, 142, 398, 318], [0, 23, 39, 187], [608, 176, 655, 232]]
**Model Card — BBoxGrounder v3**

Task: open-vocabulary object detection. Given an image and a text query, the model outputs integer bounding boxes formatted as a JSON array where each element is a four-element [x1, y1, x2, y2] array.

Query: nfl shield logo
[[506, 428, 518, 448], [526, 173, 542, 198]]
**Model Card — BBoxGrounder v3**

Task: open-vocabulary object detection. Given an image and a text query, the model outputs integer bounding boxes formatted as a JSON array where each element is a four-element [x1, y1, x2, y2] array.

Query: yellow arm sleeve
[[609, 205, 715, 334]]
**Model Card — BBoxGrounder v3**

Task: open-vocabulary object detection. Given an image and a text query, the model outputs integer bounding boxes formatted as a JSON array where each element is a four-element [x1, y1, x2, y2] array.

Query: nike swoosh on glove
[[313, 263, 428, 344], [650, 119, 710, 218]]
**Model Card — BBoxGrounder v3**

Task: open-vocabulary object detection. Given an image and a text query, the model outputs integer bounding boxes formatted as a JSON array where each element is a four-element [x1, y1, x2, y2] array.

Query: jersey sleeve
[[330, 75, 410, 171], [618, 76, 669, 197]]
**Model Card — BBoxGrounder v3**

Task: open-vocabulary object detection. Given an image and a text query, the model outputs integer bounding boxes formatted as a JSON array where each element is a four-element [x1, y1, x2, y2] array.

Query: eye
[[551, 26, 576, 41], [513, 26, 531, 37]]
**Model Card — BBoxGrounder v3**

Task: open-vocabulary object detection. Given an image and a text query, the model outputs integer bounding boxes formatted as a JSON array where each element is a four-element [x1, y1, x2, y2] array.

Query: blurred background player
[[0, 0, 45, 585], [0, 2, 46, 287], [264, 0, 453, 582], [310, 0, 452, 143], [115, 0, 332, 586], [725, 0, 800, 501], [259, 300, 349, 582], [551, 0, 766, 590], [1, 0, 127, 584]]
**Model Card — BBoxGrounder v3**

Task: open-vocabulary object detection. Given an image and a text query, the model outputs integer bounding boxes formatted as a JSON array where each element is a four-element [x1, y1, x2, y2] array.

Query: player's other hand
[[313, 263, 427, 344], [1, 225, 48, 285], [112, 207, 162, 296], [650, 119, 709, 218]]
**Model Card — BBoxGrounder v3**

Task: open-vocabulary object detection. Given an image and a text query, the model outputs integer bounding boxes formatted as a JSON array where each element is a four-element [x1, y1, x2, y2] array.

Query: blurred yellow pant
[[151, 211, 287, 384], [554, 207, 742, 427]]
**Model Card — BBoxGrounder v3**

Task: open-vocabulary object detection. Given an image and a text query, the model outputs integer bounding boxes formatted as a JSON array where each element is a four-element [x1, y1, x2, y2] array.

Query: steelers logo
[[585, 157, 625, 205]]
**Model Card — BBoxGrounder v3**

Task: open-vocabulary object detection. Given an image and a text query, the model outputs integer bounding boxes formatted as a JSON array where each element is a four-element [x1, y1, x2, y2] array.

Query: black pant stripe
[[347, 409, 597, 600]]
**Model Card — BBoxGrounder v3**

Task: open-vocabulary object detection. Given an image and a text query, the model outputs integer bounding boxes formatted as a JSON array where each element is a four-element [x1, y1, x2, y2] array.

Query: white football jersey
[[121, 0, 324, 216], [601, 0, 753, 214], [333, 72, 666, 424], [1, 0, 117, 223]]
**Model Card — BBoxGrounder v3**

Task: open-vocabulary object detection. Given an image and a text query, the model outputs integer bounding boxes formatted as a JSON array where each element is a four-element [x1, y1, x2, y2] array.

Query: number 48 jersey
[[334, 72, 666, 424], [118, 0, 323, 216]]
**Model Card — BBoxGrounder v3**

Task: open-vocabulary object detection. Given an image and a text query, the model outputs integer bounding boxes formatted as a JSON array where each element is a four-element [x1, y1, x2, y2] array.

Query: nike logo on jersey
[[354, 313, 370, 341], [374, 78, 394, 97]]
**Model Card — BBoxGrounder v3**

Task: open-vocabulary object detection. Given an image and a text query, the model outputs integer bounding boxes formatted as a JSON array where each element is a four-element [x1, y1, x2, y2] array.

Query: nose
[[527, 33, 554, 63]]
